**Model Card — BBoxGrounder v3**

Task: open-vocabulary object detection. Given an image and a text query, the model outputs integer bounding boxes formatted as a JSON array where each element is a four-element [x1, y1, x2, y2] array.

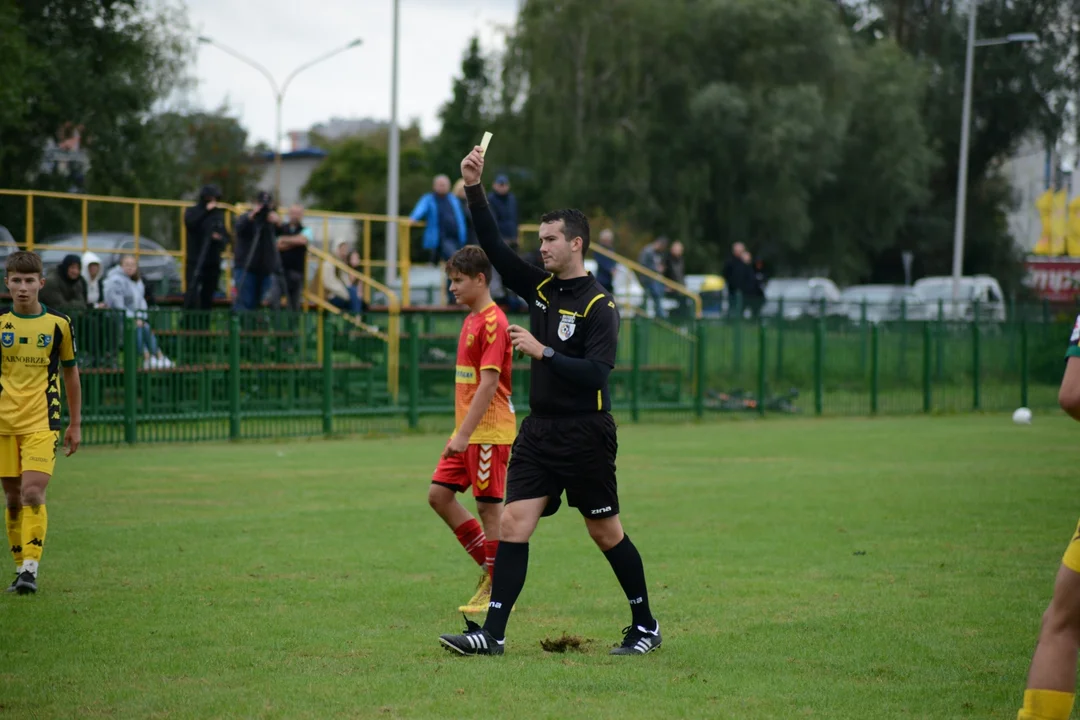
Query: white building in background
[[287, 117, 388, 153], [256, 148, 328, 208], [260, 116, 390, 208], [1001, 135, 1051, 254]]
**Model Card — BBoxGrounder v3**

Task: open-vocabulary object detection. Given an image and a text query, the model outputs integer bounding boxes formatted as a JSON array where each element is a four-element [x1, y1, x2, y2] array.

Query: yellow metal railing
[[0, 189, 416, 303], [305, 245, 400, 402], [515, 222, 702, 318], [0, 189, 699, 315]]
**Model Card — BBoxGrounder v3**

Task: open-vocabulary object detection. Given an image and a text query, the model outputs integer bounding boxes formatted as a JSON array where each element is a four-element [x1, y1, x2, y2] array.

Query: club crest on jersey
[[557, 315, 576, 341], [36, 333, 51, 348], [0, 332, 12, 348], [466, 333, 475, 347]]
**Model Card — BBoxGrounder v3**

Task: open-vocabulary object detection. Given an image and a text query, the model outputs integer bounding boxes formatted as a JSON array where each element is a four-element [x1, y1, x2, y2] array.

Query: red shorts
[[432, 443, 510, 501]]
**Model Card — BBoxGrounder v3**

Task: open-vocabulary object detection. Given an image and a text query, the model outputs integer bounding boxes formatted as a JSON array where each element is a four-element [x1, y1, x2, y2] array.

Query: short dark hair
[[446, 245, 492, 286], [539, 209, 590, 254], [6, 251, 43, 276]]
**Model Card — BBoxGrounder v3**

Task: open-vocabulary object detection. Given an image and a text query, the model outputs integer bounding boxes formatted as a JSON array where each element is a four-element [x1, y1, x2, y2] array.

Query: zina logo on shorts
[[590, 506, 612, 515]]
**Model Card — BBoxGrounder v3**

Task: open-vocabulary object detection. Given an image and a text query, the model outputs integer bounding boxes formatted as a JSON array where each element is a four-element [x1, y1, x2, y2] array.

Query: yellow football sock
[[1018, 689, 1075, 720], [5, 508, 21, 569], [20, 504, 46, 566]]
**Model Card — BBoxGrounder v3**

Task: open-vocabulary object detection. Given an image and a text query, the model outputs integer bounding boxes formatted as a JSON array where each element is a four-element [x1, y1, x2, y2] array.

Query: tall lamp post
[[950, 2, 1037, 306], [197, 36, 363, 202], [386, 0, 402, 287]]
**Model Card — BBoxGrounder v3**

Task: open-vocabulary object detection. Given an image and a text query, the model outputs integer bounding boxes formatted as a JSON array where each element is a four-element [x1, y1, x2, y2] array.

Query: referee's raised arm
[[460, 147, 548, 301]]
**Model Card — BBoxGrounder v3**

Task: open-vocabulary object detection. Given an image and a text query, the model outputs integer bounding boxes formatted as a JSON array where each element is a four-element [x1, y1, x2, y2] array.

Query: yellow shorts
[[1063, 518, 1080, 572], [0, 431, 60, 478]]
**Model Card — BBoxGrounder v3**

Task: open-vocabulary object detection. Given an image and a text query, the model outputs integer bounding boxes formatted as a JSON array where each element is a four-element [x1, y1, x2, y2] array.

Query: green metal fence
[[59, 306, 1073, 445]]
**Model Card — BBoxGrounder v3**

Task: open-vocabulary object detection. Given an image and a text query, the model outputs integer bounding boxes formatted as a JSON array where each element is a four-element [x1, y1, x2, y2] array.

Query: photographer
[[270, 204, 311, 312], [232, 190, 281, 312], [183, 184, 229, 311]]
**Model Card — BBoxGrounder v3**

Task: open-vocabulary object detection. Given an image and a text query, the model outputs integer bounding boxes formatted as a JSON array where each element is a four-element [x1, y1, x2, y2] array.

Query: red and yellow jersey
[[454, 303, 516, 445], [0, 306, 77, 435]]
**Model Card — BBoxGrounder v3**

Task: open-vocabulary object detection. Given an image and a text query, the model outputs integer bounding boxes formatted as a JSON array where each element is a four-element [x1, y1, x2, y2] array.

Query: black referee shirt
[[466, 183, 619, 417]]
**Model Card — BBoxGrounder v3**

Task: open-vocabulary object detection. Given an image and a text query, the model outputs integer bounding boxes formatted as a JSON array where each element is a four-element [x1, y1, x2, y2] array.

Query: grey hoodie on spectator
[[104, 265, 148, 319]]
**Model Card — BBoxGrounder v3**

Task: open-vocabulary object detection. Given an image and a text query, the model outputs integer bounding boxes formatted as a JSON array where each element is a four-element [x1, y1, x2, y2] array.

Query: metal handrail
[[306, 245, 400, 401]]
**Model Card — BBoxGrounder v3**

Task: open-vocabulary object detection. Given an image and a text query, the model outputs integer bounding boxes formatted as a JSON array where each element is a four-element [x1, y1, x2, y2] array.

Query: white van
[[912, 275, 1006, 322]]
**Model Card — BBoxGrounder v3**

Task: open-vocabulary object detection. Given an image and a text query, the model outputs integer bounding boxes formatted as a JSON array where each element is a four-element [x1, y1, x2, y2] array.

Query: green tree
[[497, 0, 935, 279], [302, 123, 432, 262], [838, 0, 1080, 286], [428, 36, 496, 178], [148, 108, 263, 204], [0, 0, 192, 194]]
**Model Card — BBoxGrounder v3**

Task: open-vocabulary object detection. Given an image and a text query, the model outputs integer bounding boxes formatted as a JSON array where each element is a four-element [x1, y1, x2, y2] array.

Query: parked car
[[684, 274, 725, 317], [912, 275, 1006, 322], [760, 277, 844, 320], [585, 257, 652, 314], [841, 284, 928, 323], [1, 233, 183, 296], [0, 225, 15, 252]]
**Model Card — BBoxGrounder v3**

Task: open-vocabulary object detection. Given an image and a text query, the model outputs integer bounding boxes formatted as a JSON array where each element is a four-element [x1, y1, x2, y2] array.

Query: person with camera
[[233, 190, 281, 312], [271, 204, 311, 312], [183, 184, 229, 311]]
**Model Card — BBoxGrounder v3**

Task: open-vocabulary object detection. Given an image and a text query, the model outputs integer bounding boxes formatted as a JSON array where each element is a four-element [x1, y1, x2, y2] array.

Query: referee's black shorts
[[505, 412, 619, 519]]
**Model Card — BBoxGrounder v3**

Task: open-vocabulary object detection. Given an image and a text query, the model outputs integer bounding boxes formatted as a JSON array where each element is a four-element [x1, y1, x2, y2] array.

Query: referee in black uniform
[[438, 146, 661, 657]]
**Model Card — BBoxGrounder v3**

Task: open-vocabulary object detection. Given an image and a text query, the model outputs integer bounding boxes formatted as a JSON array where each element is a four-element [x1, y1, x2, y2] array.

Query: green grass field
[[2, 415, 1078, 719]]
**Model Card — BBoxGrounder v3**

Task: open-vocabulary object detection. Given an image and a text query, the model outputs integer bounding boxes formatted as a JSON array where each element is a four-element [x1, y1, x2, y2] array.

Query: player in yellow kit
[[1, 251, 81, 595], [1017, 314, 1080, 718]]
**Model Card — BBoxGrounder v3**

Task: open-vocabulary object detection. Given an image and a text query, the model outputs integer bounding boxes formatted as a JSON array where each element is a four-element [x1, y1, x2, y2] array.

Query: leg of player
[[428, 482, 492, 614], [2, 476, 21, 592], [427, 483, 488, 569], [439, 496, 546, 656], [586, 515, 661, 656], [475, 499, 501, 579], [1017, 356, 1080, 718], [1018, 563, 1080, 719], [14, 470, 48, 594], [451, 499, 501, 615]]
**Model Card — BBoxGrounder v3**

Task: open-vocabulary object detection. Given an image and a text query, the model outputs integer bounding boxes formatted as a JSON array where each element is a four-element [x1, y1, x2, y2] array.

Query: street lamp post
[[950, 2, 1037, 306], [386, 0, 401, 287], [197, 36, 363, 202]]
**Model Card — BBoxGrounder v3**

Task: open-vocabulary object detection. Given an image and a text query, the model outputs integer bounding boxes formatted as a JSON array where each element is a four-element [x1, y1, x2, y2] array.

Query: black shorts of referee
[[506, 412, 619, 519]]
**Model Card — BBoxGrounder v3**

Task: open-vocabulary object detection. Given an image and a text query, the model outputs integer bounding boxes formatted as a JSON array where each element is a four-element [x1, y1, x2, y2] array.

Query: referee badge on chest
[[557, 314, 576, 341]]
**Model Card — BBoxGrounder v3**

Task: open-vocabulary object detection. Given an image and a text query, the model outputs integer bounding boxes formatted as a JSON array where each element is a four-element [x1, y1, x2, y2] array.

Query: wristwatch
[[541, 346, 555, 362]]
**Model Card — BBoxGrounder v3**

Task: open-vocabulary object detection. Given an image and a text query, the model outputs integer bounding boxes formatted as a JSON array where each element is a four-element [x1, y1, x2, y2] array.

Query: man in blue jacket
[[411, 175, 467, 304], [488, 174, 525, 311], [411, 174, 467, 266]]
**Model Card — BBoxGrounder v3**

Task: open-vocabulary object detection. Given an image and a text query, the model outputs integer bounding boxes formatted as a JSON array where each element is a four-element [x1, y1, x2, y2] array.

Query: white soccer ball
[[1012, 407, 1033, 425]]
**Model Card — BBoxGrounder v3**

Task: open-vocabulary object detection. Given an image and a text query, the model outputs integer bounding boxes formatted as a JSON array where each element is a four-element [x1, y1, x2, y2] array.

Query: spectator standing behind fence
[[637, 236, 668, 318], [323, 240, 364, 319], [182, 185, 228, 311], [82, 252, 105, 308], [594, 229, 617, 293], [105, 255, 172, 369], [39, 255, 87, 314], [487, 175, 527, 312], [664, 241, 687, 317], [271, 204, 311, 312], [721, 242, 747, 314], [488, 175, 518, 249], [740, 249, 765, 318], [232, 191, 281, 312], [411, 175, 466, 266]]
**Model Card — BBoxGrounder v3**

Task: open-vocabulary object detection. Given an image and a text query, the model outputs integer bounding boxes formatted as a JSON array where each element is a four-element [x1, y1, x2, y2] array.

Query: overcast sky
[[183, 0, 521, 148]]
